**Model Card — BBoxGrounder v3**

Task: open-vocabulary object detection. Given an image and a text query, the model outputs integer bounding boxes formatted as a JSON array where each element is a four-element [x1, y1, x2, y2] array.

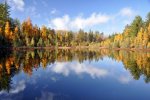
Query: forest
[[101, 13, 150, 49], [0, 2, 103, 48], [0, 2, 150, 49]]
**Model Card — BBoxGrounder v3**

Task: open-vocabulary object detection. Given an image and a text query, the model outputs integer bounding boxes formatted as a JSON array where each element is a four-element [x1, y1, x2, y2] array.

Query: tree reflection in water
[[0, 49, 150, 92]]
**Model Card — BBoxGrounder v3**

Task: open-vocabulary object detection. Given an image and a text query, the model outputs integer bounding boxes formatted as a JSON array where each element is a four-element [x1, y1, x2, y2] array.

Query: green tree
[[129, 16, 143, 37], [0, 2, 10, 28], [37, 37, 44, 47], [145, 12, 150, 27], [30, 37, 35, 47]]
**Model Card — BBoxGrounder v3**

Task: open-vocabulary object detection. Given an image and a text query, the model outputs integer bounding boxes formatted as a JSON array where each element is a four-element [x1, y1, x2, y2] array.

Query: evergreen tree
[[129, 16, 143, 37]]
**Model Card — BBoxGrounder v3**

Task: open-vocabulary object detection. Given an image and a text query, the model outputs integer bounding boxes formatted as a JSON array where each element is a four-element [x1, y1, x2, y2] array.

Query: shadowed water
[[0, 49, 150, 100]]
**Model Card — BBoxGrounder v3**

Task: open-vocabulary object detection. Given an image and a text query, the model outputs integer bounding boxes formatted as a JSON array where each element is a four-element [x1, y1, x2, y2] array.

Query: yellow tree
[[5, 60, 11, 74], [136, 27, 144, 48], [147, 23, 150, 48], [143, 29, 149, 48], [123, 25, 131, 37], [147, 23, 150, 40], [114, 34, 123, 42], [4, 21, 14, 40], [0, 27, 2, 38], [14, 26, 19, 39], [33, 25, 39, 38], [4, 21, 10, 38], [56, 30, 63, 46], [26, 18, 33, 37], [113, 34, 123, 48], [41, 25, 47, 39], [0, 27, 2, 34], [42, 58, 47, 69], [65, 32, 68, 46], [22, 18, 34, 46], [9, 31, 14, 40], [22, 18, 33, 37], [147, 42, 150, 48], [148, 23, 150, 34], [14, 26, 19, 34]]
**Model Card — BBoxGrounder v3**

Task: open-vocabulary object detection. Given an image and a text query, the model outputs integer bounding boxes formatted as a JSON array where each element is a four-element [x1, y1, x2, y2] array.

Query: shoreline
[[1, 46, 150, 51]]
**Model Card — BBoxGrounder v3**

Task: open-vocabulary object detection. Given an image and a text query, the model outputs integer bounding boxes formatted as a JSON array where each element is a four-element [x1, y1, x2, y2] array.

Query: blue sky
[[0, 0, 150, 35]]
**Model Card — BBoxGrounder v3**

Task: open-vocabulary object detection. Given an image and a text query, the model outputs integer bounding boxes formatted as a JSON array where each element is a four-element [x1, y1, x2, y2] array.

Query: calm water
[[0, 49, 150, 100]]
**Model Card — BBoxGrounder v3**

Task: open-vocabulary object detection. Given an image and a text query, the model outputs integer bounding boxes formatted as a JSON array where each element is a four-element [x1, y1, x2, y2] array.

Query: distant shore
[[1, 46, 150, 51]]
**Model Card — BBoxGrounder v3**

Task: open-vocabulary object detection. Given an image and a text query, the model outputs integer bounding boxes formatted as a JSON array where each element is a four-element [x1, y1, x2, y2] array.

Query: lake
[[0, 49, 150, 100]]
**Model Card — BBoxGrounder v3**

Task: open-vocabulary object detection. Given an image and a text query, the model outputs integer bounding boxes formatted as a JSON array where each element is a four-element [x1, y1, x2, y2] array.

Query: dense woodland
[[0, 2, 103, 48], [101, 13, 150, 49], [1, 2, 150, 49]]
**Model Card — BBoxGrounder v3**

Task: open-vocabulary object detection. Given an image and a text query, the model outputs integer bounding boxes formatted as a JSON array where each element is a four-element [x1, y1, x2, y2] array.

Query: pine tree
[[129, 16, 143, 37], [0, 2, 10, 28], [30, 37, 35, 47]]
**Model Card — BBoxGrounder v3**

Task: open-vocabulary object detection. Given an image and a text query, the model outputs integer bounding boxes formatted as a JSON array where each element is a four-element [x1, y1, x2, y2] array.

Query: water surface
[[0, 49, 150, 100]]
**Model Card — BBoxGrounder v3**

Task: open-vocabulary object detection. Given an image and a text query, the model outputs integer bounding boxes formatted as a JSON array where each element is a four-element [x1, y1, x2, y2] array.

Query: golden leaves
[[0, 27, 2, 34], [14, 26, 19, 34], [4, 21, 10, 37], [41, 25, 47, 39]]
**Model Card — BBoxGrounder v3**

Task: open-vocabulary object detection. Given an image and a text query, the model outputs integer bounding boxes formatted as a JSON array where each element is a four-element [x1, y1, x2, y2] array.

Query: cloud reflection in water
[[0, 80, 25, 95], [48, 62, 108, 79]]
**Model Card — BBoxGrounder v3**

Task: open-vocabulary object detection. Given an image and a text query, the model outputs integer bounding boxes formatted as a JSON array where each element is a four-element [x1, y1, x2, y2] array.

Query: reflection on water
[[50, 62, 108, 78], [0, 49, 150, 100]]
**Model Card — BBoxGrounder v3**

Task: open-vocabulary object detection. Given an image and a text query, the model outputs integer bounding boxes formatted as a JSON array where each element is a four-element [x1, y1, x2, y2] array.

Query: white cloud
[[8, 0, 25, 11], [72, 13, 110, 29], [49, 15, 70, 30], [48, 62, 108, 78], [49, 13, 110, 30], [120, 7, 134, 17], [10, 80, 26, 94], [48, 7, 136, 31]]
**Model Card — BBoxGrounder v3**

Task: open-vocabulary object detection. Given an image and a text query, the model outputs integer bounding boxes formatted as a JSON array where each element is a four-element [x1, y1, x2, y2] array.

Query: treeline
[[0, 2, 103, 47], [1, 2, 150, 49], [101, 13, 150, 49]]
